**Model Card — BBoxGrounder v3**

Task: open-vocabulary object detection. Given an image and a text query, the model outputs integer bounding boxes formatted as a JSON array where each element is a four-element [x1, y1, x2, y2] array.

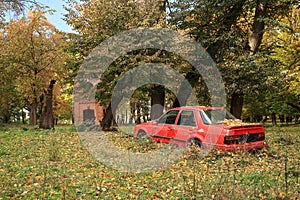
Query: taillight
[[224, 132, 265, 145], [224, 135, 240, 145], [257, 133, 265, 140]]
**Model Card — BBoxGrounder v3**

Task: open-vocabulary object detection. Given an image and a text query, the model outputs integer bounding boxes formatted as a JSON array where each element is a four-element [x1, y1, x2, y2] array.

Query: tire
[[137, 130, 148, 139], [188, 138, 203, 149], [187, 138, 205, 158]]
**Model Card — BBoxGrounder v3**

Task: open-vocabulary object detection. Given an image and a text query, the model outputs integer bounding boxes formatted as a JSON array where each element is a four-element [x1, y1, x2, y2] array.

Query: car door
[[170, 110, 197, 145], [153, 110, 179, 143]]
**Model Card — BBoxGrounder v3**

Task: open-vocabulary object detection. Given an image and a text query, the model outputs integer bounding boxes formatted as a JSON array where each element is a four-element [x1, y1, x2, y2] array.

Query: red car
[[134, 106, 267, 151]]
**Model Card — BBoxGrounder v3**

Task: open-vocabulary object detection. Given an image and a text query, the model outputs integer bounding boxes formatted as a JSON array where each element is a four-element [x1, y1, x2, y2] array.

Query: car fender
[[134, 126, 152, 137]]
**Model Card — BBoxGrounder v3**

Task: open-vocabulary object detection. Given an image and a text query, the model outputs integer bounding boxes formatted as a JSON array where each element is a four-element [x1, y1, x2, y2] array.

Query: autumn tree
[[254, 5, 300, 122], [1, 6, 68, 128], [270, 6, 300, 102]]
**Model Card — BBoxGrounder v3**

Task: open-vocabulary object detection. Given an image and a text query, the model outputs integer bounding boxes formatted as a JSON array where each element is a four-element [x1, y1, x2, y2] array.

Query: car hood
[[136, 120, 155, 126]]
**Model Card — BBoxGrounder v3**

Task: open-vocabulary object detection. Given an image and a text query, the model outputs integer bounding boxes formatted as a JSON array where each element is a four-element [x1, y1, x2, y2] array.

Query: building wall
[[74, 100, 105, 125]]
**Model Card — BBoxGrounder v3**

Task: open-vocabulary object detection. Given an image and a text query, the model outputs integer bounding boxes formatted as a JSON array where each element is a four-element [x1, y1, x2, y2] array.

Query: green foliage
[[169, 0, 299, 117], [64, 0, 145, 54], [66, 1, 173, 119]]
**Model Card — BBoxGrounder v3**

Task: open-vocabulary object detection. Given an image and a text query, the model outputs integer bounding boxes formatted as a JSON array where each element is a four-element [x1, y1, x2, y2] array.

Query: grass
[[0, 124, 299, 199]]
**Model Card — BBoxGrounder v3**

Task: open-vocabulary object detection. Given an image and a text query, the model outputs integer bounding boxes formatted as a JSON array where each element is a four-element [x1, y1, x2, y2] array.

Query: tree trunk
[[21, 108, 26, 124], [230, 91, 244, 119], [230, 0, 267, 117], [3, 106, 10, 123], [172, 71, 199, 108], [29, 98, 37, 126], [247, 0, 266, 55], [263, 115, 268, 123], [101, 103, 116, 131], [271, 113, 277, 126], [148, 1, 167, 120], [100, 74, 129, 130], [101, 92, 123, 130], [279, 115, 285, 123], [136, 103, 141, 124], [150, 85, 165, 120], [39, 80, 56, 129]]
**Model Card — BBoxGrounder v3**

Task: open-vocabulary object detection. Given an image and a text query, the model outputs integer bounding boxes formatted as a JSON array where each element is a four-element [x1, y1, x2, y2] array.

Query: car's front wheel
[[187, 138, 205, 158], [137, 130, 148, 139], [187, 138, 203, 149]]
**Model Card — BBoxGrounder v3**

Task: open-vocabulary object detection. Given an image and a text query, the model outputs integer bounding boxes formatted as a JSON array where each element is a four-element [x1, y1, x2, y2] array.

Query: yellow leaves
[[277, 190, 286, 198], [224, 119, 245, 126], [21, 190, 29, 196], [151, 171, 163, 178], [185, 14, 195, 22], [1, 6, 70, 113], [27, 9, 45, 20]]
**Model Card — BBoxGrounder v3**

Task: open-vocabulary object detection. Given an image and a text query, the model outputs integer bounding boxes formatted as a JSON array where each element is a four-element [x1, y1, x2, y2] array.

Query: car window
[[200, 109, 235, 125], [200, 111, 210, 124], [158, 110, 179, 124], [178, 110, 197, 127]]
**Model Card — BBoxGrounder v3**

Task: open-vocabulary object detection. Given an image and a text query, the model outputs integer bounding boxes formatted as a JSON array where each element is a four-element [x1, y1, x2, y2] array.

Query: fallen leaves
[[0, 125, 299, 199]]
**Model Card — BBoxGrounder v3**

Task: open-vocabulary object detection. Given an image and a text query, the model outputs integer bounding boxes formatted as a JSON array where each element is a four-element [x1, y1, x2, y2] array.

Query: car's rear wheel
[[137, 130, 148, 139]]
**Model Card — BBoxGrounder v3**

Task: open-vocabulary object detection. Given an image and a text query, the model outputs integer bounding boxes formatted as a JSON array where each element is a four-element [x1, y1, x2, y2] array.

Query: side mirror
[[152, 120, 158, 125]]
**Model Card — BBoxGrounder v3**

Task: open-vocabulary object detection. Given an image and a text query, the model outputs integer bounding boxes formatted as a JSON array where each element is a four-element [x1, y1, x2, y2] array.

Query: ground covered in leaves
[[0, 124, 299, 199]]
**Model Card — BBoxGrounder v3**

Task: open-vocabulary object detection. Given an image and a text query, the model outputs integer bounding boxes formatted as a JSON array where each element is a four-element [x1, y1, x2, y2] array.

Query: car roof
[[170, 106, 225, 111]]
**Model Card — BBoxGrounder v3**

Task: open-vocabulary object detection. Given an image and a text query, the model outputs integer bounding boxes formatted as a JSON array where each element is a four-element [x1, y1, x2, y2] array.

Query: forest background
[[0, 0, 299, 129]]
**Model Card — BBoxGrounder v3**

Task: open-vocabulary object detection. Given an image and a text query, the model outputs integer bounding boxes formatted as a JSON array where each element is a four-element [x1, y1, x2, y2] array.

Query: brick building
[[73, 100, 105, 125]]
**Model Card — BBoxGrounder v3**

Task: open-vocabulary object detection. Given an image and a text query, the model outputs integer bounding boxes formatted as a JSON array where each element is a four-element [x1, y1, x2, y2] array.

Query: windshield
[[200, 109, 236, 125]]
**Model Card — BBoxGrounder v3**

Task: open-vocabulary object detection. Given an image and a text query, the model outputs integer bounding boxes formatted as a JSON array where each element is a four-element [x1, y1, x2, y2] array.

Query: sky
[[36, 0, 72, 32]]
